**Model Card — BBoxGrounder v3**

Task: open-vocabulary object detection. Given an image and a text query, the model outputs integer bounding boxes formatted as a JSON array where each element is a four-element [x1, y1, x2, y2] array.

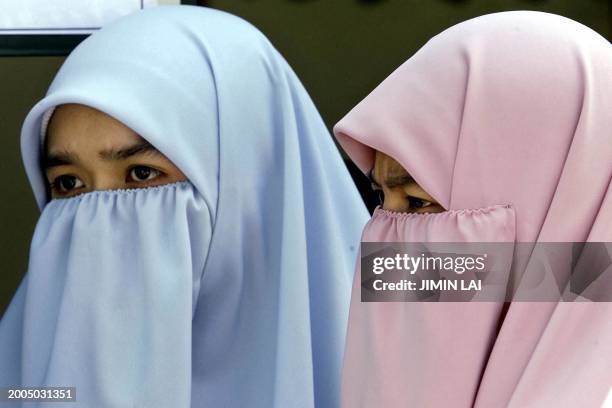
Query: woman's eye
[[408, 196, 432, 209], [53, 175, 84, 193], [129, 166, 160, 182]]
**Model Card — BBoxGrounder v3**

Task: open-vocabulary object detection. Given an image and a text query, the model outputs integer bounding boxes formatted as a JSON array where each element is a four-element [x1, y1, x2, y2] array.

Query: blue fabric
[[2, 5, 369, 408], [0, 182, 208, 407]]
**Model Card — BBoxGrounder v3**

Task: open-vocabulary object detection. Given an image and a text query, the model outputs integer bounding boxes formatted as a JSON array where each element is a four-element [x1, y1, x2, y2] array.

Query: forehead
[[46, 104, 140, 151], [374, 151, 409, 179]]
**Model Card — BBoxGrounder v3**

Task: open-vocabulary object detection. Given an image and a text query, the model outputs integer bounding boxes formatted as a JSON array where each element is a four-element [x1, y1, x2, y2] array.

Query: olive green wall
[[0, 0, 609, 315], [0, 57, 64, 315], [208, 0, 610, 130]]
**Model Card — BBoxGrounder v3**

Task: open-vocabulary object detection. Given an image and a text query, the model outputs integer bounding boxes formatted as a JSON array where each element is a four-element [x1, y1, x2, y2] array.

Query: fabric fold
[[343, 204, 515, 408], [0, 182, 209, 408], [335, 10, 612, 407], [5, 6, 369, 407]]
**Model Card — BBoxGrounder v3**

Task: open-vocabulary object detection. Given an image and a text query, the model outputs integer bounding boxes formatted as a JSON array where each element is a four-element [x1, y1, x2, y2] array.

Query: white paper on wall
[[0, 0, 159, 34]]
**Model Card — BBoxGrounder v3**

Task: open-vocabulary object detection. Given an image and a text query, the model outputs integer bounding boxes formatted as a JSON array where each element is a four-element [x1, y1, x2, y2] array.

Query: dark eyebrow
[[98, 139, 160, 161], [44, 139, 161, 170], [368, 169, 414, 189], [385, 174, 414, 189], [43, 151, 79, 169]]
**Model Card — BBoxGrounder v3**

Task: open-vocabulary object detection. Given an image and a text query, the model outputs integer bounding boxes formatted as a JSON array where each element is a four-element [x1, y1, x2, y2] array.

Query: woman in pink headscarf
[[334, 11, 612, 407]]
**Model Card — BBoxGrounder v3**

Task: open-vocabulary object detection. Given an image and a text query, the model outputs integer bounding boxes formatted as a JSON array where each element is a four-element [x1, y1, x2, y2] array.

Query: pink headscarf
[[335, 11, 612, 407]]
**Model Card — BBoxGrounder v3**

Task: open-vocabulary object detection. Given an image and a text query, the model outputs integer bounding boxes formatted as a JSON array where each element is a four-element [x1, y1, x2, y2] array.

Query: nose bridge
[[91, 171, 125, 192], [384, 187, 410, 212]]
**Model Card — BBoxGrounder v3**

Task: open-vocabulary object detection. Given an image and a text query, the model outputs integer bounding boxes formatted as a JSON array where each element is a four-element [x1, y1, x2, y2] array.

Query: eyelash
[[128, 166, 162, 183], [410, 196, 432, 209], [371, 189, 432, 209], [51, 174, 84, 194], [50, 165, 165, 196]]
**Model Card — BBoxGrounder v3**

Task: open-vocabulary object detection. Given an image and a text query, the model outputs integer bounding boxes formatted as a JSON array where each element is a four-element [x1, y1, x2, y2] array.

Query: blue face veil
[[0, 6, 368, 407]]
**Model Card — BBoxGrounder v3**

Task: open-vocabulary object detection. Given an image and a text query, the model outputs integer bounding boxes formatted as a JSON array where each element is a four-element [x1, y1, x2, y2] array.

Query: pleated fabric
[[335, 11, 612, 407], [1, 6, 369, 407]]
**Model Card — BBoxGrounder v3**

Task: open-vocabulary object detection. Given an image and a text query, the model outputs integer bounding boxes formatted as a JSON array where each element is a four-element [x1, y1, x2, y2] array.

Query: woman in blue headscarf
[[0, 6, 368, 407]]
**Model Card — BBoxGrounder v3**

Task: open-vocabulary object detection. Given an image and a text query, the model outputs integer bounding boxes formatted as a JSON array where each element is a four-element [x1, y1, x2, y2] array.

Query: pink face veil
[[334, 11, 612, 408]]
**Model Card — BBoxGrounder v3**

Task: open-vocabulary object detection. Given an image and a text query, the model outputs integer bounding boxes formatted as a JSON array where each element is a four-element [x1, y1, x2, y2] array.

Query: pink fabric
[[345, 205, 516, 407], [334, 11, 612, 407]]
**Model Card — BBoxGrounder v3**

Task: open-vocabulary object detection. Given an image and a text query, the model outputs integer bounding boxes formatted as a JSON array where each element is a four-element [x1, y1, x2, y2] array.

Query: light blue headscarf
[[0, 6, 368, 407]]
